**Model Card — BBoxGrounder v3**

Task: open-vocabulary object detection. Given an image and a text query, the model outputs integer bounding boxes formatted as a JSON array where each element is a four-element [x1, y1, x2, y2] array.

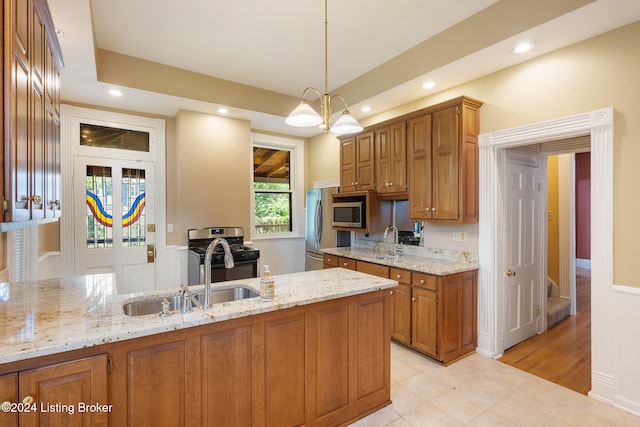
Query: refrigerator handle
[[315, 199, 322, 247]]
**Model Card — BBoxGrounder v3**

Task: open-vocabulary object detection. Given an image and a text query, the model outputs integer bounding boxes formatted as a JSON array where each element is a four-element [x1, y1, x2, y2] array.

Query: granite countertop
[[322, 247, 479, 275], [0, 269, 397, 365]]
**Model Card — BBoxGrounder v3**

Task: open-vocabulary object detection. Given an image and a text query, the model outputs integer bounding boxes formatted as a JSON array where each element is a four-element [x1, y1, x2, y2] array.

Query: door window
[[85, 166, 113, 249]]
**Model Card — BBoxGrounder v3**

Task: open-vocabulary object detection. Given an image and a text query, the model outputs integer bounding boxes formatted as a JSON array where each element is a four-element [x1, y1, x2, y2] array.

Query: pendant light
[[285, 0, 363, 134]]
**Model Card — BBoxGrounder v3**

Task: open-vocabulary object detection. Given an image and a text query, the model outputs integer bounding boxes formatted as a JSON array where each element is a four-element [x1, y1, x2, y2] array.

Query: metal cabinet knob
[[506, 270, 516, 277], [412, 297, 417, 302], [22, 396, 34, 405], [390, 290, 394, 295], [396, 274, 402, 279], [419, 279, 425, 284]]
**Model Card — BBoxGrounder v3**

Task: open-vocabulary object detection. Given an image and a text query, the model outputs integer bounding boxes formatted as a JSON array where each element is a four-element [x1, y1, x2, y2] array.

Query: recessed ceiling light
[[108, 89, 123, 97], [361, 106, 371, 113], [513, 42, 535, 54], [422, 81, 436, 89], [217, 107, 229, 114]]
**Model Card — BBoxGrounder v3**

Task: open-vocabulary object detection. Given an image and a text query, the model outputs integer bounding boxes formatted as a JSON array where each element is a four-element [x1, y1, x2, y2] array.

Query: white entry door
[[503, 159, 542, 349], [73, 156, 156, 294]]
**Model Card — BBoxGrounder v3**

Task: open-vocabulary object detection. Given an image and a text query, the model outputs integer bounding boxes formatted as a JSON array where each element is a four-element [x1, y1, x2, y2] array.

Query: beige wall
[[173, 110, 252, 246], [307, 20, 640, 287]]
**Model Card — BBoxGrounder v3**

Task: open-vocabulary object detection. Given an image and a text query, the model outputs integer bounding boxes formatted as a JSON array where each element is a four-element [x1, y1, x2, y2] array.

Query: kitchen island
[[1, 269, 396, 426], [323, 246, 478, 365]]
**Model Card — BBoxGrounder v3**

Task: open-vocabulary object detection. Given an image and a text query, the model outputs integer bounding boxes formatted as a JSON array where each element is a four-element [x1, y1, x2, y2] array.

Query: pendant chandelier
[[285, 0, 363, 134]]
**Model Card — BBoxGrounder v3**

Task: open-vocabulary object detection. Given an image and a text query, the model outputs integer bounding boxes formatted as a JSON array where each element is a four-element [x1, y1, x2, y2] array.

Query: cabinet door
[[124, 340, 186, 426], [411, 287, 437, 357], [340, 137, 357, 192], [5, 0, 31, 221], [353, 293, 390, 413], [407, 115, 433, 220], [439, 271, 478, 363], [389, 123, 407, 193], [431, 106, 459, 220], [375, 127, 392, 193], [30, 0, 46, 220], [45, 37, 61, 218], [356, 131, 375, 190], [200, 326, 253, 427], [19, 354, 108, 427], [256, 313, 306, 427], [390, 283, 412, 344], [0, 373, 19, 427], [307, 302, 353, 425], [376, 123, 407, 194]]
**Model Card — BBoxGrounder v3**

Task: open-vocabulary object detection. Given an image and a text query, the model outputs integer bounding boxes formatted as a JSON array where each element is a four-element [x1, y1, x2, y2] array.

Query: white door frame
[[477, 107, 614, 400], [60, 105, 167, 291]]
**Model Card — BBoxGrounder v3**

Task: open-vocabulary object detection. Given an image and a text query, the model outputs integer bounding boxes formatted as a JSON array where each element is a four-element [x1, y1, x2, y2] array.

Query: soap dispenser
[[260, 265, 275, 301]]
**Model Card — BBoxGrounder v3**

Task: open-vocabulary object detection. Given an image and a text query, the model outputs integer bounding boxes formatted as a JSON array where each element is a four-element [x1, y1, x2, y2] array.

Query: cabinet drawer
[[338, 257, 356, 271], [323, 254, 339, 267], [357, 261, 389, 278], [389, 268, 411, 285], [412, 272, 437, 291]]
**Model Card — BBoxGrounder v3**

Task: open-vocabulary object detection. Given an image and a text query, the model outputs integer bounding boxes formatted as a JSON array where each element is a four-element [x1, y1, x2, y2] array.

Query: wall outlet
[[167, 223, 174, 232], [452, 231, 466, 241]]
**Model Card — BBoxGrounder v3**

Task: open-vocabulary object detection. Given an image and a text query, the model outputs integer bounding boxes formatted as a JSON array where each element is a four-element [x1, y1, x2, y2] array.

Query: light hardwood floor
[[498, 268, 591, 395]]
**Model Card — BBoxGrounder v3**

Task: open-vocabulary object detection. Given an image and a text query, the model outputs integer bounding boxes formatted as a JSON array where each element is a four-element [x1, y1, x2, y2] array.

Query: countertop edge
[[322, 247, 479, 275], [0, 270, 397, 365]]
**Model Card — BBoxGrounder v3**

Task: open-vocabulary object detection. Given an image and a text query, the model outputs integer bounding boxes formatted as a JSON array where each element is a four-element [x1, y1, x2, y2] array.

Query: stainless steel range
[[187, 227, 260, 285]]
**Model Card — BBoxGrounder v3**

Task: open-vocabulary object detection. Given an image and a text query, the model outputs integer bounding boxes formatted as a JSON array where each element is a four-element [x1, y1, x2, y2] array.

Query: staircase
[[547, 277, 571, 328]]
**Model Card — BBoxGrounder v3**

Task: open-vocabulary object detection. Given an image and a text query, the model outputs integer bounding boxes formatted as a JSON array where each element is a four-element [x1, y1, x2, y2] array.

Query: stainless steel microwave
[[332, 201, 364, 228]]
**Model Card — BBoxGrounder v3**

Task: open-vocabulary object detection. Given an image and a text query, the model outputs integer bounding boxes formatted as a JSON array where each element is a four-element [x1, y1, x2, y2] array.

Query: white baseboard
[[37, 251, 62, 280], [576, 258, 591, 269]]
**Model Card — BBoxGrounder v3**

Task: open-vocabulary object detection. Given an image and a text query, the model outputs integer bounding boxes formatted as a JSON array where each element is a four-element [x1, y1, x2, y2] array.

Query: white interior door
[[73, 156, 155, 294], [503, 158, 542, 349]]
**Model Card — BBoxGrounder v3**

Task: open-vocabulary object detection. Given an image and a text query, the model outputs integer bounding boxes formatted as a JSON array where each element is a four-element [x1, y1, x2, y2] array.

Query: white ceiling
[[48, 0, 640, 137]]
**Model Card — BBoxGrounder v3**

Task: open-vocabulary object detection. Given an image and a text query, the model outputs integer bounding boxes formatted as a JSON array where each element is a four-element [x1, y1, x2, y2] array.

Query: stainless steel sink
[[123, 285, 259, 316]]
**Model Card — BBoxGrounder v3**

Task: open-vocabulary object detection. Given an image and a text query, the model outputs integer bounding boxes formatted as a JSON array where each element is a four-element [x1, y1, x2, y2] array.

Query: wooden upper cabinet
[[339, 131, 375, 192], [408, 97, 482, 222], [2, 0, 63, 227], [340, 136, 357, 193], [375, 122, 407, 196], [407, 114, 433, 219]]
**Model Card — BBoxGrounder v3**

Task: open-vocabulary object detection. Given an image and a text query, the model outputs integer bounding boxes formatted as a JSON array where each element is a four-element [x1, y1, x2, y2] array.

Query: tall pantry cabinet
[[2, 0, 63, 229]]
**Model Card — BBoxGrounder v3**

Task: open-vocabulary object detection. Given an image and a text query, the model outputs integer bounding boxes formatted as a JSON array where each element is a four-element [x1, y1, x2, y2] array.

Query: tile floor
[[350, 342, 639, 426]]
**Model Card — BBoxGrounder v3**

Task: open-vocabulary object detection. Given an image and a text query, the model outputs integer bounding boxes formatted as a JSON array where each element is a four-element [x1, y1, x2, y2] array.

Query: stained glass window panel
[[86, 166, 113, 248], [122, 168, 146, 247]]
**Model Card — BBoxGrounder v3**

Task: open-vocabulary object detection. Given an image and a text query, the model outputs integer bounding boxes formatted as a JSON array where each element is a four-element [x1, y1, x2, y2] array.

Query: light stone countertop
[[0, 269, 397, 365], [322, 247, 479, 275]]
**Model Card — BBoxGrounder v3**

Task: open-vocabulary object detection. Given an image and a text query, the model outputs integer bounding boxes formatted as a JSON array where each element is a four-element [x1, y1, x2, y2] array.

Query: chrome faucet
[[383, 224, 401, 257], [203, 237, 234, 311]]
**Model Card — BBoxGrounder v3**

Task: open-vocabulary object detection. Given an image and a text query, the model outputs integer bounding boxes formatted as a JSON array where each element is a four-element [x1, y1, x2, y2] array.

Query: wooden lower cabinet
[[1, 290, 390, 427], [411, 287, 438, 356], [393, 269, 478, 364], [199, 325, 253, 427], [0, 355, 108, 427]]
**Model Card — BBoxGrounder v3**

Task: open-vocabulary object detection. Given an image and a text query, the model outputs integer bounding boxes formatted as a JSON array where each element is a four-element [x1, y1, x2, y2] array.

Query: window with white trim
[[251, 134, 304, 238]]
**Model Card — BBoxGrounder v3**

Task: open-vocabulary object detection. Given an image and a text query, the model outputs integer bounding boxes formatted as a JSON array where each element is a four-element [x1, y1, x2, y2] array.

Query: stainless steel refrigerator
[[305, 187, 346, 270]]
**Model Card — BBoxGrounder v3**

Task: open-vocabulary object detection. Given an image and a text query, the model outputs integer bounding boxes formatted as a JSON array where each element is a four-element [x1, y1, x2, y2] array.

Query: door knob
[[506, 270, 516, 277]]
